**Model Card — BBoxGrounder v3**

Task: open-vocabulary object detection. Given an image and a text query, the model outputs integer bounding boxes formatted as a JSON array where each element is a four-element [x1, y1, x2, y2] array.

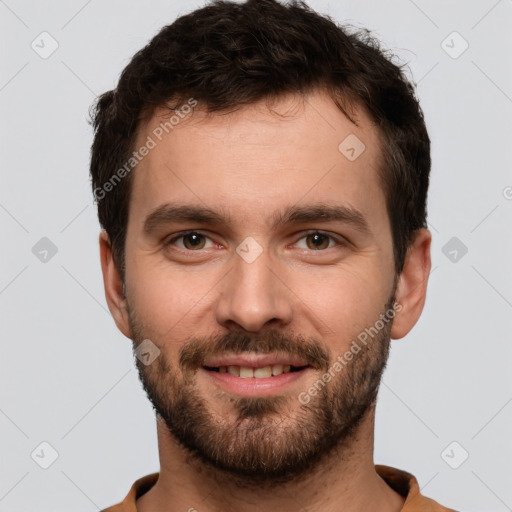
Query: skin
[[99, 88, 431, 511]]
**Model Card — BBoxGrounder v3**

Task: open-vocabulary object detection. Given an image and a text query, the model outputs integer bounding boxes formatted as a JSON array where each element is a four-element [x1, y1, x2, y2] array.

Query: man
[[90, 0, 456, 510]]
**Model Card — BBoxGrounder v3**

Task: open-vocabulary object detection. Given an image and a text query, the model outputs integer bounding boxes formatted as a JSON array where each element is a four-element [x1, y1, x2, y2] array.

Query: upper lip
[[202, 353, 309, 368]]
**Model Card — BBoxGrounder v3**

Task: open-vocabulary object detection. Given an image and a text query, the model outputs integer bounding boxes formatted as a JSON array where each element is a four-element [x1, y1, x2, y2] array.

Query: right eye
[[166, 231, 216, 251]]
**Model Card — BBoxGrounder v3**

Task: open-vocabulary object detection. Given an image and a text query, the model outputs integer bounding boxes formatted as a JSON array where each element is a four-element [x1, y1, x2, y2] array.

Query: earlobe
[[99, 230, 132, 339], [390, 228, 432, 340]]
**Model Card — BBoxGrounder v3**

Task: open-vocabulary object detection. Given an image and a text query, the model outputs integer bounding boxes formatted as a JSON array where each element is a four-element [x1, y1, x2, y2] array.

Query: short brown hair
[[89, 0, 430, 279]]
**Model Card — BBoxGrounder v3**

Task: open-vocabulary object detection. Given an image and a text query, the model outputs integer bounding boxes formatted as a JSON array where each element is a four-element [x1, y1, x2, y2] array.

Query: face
[[116, 89, 402, 484]]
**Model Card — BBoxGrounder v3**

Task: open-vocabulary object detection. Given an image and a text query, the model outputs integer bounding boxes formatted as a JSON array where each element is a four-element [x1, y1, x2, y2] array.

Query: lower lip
[[200, 367, 310, 397]]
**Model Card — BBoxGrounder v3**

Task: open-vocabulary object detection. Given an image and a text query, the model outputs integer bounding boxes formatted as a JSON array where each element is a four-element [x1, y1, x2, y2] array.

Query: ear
[[99, 230, 132, 339], [390, 228, 432, 340]]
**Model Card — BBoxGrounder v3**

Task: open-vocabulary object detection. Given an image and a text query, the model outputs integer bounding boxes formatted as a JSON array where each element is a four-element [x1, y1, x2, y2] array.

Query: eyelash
[[166, 230, 347, 254]]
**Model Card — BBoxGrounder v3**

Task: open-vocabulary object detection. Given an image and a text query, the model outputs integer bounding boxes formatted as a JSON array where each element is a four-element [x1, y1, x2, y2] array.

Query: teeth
[[228, 366, 240, 377], [220, 365, 295, 378], [271, 364, 283, 376], [254, 366, 272, 378], [240, 367, 254, 378]]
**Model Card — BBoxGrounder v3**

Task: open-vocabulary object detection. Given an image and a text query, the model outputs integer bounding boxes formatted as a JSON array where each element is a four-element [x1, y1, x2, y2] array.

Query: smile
[[200, 354, 312, 397], [204, 364, 307, 378]]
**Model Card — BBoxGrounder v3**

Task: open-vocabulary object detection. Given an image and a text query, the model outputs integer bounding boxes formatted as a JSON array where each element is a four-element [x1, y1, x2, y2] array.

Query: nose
[[214, 248, 293, 333]]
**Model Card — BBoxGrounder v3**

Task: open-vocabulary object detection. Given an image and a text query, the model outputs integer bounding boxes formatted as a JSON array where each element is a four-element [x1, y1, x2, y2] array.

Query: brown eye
[[304, 233, 331, 250], [181, 232, 206, 250], [168, 231, 211, 251]]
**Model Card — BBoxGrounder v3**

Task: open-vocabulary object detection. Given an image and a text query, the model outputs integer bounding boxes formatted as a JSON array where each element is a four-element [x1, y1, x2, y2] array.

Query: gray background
[[1, 0, 511, 510]]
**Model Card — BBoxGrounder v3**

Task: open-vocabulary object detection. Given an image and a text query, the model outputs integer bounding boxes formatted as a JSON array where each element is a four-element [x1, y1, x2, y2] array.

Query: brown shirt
[[101, 465, 456, 511]]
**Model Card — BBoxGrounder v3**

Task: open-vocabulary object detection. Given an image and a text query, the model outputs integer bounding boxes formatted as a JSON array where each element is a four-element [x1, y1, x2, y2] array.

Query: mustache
[[179, 329, 330, 372]]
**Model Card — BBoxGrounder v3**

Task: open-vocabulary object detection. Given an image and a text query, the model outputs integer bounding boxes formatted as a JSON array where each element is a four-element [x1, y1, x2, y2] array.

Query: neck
[[136, 407, 405, 512]]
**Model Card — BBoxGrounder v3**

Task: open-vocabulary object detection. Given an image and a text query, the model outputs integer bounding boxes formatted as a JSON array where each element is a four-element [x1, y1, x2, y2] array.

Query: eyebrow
[[143, 202, 371, 236]]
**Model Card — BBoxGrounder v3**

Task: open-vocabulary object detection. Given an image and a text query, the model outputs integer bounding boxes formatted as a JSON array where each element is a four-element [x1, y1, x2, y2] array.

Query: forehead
[[129, 89, 387, 235]]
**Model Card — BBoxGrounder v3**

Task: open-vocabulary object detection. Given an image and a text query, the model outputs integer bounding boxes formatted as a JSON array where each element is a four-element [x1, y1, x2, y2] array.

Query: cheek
[[288, 265, 390, 352], [127, 257, 220, 339]]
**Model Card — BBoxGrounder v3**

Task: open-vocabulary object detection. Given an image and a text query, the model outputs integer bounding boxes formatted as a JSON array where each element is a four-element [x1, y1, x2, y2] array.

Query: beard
[[127, 295, 395, 488]]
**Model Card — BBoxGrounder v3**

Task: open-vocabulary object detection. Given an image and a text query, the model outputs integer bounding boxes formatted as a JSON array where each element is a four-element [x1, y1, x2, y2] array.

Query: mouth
[[203, 364, 309, 378], [200, 354, 312, 397]]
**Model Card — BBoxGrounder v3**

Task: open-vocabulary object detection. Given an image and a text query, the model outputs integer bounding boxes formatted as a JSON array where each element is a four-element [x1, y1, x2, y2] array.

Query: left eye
[[295, 231, 340, 251]]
